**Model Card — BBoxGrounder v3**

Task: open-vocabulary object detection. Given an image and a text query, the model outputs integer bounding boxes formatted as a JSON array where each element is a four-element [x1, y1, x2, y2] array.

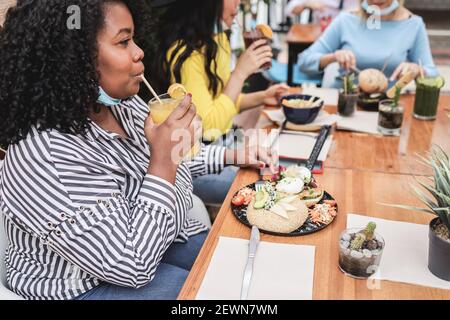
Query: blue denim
[[74, 232, 207, 300], [193, 166, 238, 204], [193, 129, 241, 205]]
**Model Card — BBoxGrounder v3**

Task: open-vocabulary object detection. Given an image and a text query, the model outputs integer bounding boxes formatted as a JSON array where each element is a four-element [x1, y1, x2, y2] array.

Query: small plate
[[231, 182, 338, 237]]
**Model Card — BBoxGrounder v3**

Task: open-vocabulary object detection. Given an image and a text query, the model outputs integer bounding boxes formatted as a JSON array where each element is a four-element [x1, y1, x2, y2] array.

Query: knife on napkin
[[240, 226, 260, 300]]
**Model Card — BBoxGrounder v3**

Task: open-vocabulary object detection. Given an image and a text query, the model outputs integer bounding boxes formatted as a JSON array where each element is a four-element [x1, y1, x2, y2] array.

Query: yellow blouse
[[168, 32, 242, 141]]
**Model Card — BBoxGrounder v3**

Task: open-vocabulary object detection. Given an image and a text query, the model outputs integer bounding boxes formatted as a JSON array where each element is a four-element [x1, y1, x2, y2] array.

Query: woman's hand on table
[[333, 49, 356, 71], [390, 62, 423, 81], [263, 83, 290, 106], [224, 144, 278, 173]]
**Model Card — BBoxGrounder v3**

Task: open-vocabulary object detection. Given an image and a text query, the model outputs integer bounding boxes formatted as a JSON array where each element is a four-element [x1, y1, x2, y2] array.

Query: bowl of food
[[281, 94, 323, 125]]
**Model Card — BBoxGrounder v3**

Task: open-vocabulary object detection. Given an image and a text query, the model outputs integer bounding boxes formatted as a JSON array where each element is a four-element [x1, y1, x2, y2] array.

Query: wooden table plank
[[286, 24, 322, 44], [179, 168, 450, 300]]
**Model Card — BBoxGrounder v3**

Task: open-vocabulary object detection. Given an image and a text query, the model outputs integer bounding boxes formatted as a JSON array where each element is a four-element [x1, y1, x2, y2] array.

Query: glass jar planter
[[377, 99, 404, 136], [338, 228, 385, 279]]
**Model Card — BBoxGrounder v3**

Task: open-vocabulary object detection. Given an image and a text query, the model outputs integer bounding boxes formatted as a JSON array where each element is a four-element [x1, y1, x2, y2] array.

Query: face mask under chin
[[97, 86, 122, 107], [361, 0, 400, 16]]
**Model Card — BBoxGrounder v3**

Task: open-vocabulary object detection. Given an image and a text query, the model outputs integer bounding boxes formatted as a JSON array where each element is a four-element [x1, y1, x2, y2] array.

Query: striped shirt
[[0, 95, 225, 300]]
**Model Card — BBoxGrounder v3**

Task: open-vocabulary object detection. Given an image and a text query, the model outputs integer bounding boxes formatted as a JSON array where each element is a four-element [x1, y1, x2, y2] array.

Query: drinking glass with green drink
[[413, 76, 445, 120]]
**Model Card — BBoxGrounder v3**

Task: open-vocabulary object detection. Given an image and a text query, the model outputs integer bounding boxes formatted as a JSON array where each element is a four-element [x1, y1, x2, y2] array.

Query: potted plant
[[387, 146, 450, 281], [339, 222, 385, 278], [338, 73, 358, 116], [377, 86, 404, 136]]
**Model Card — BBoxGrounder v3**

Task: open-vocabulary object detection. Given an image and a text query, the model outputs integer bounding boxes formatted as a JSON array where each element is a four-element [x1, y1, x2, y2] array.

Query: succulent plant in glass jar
[[377, 86, 404, 136], [339, 222, 385, 279]]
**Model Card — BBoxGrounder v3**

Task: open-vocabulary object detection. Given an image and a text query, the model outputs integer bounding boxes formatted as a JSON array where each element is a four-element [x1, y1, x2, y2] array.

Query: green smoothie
[[413, 76, 445, 120]]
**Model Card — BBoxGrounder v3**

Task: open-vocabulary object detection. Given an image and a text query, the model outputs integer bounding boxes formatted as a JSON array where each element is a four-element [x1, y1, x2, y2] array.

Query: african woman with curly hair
[[0, 0, 275, 300]]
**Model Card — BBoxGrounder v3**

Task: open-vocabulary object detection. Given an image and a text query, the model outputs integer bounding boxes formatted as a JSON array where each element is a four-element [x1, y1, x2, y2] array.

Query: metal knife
[[305, 125, 331, 171], [240, 225, 260, 300]]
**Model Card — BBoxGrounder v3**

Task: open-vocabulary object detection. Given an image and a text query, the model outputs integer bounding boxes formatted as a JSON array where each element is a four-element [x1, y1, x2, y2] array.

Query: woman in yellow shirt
[[150, 0, 288, 142], [149, 0, 286, 204]]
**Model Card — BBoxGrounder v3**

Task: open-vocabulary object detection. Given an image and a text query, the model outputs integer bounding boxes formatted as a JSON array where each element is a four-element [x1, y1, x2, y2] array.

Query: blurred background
[[235, 0, 450, 92]]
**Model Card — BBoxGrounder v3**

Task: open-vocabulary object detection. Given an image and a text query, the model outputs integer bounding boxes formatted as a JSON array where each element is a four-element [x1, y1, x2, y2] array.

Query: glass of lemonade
[[148, 93, 201, 161], [243, 24, 273, 71], [413, 76, 445, 120]]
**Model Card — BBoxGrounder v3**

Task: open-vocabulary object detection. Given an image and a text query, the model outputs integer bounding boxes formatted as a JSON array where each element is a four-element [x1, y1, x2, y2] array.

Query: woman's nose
[[133, 43, 144, 62]]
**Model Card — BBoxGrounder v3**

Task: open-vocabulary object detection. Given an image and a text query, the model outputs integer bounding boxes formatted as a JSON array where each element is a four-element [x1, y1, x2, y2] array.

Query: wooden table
[[258, 94, 450, 176], [179, 94, 450, 300], [286, 24, 322, 86]]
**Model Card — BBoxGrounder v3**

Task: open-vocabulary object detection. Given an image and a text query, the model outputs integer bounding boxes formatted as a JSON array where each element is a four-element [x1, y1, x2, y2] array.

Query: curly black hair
[[148, 0, 224, 97], [0, 0, 152, 148]]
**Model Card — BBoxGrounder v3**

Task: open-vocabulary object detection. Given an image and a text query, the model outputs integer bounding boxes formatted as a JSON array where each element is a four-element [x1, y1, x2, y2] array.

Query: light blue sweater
[[298, 12, 439, 88]]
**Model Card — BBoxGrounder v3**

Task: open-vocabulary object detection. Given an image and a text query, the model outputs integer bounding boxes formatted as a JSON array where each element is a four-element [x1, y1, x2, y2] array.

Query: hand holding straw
[[141, 75, 162, 104]]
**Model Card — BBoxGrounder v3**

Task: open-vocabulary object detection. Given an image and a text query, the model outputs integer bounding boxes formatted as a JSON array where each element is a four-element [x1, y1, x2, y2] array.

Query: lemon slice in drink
[[168, 83, 187, 99], [434, 76, 445, 89], [418, 76, 446, 89], [256, 24, 273, 39]]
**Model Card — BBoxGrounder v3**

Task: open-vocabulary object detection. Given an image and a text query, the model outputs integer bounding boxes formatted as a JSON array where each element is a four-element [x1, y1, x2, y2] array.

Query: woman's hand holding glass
[[234, 39, 273, 79], [145, 94, 201, 183]]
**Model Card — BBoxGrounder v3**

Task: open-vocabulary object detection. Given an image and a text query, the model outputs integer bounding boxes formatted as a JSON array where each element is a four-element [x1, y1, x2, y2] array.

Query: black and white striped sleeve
[[186, 144, 226, 178], [0, 134, 183, 288]]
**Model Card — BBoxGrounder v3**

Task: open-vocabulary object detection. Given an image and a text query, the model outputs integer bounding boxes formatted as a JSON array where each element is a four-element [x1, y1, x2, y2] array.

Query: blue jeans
[[193, 130, 240, 205], [193, 166, 238, 204], [74, 232, 207, 300]]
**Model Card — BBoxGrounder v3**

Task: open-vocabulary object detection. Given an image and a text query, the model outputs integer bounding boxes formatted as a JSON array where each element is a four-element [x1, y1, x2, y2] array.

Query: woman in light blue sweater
[[298, 0, 439, 88]]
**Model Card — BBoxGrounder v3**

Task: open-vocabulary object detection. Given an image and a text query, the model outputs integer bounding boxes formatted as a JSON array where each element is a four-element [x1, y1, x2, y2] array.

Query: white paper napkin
[[196, 236, 316, 300], [347, 214, 450, 290], [336, 111, 381, 135], [273, 132, 333, 162]]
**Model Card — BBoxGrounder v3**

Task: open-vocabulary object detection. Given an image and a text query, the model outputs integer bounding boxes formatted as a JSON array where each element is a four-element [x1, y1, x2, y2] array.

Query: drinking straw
[[381, 53, 393, 73], [343, 76, 348, 95], [418, 59, 425, 78], [350, 66, 361, 74], [141, 75, 162, 104]]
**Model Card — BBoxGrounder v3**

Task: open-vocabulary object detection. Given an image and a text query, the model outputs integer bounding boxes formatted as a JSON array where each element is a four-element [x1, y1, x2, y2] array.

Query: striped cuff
[[203, 145, 226, 175], [138, 174, 176, 214]]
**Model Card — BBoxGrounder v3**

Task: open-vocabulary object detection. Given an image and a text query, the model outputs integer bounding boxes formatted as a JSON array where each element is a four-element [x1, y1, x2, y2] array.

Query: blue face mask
[[97, 86, 122, 106], [361, 0, 399, 16]]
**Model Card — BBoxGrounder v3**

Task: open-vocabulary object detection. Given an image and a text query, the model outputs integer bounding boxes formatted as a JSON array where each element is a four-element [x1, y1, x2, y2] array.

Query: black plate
[[231, 183, 338, 237]]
